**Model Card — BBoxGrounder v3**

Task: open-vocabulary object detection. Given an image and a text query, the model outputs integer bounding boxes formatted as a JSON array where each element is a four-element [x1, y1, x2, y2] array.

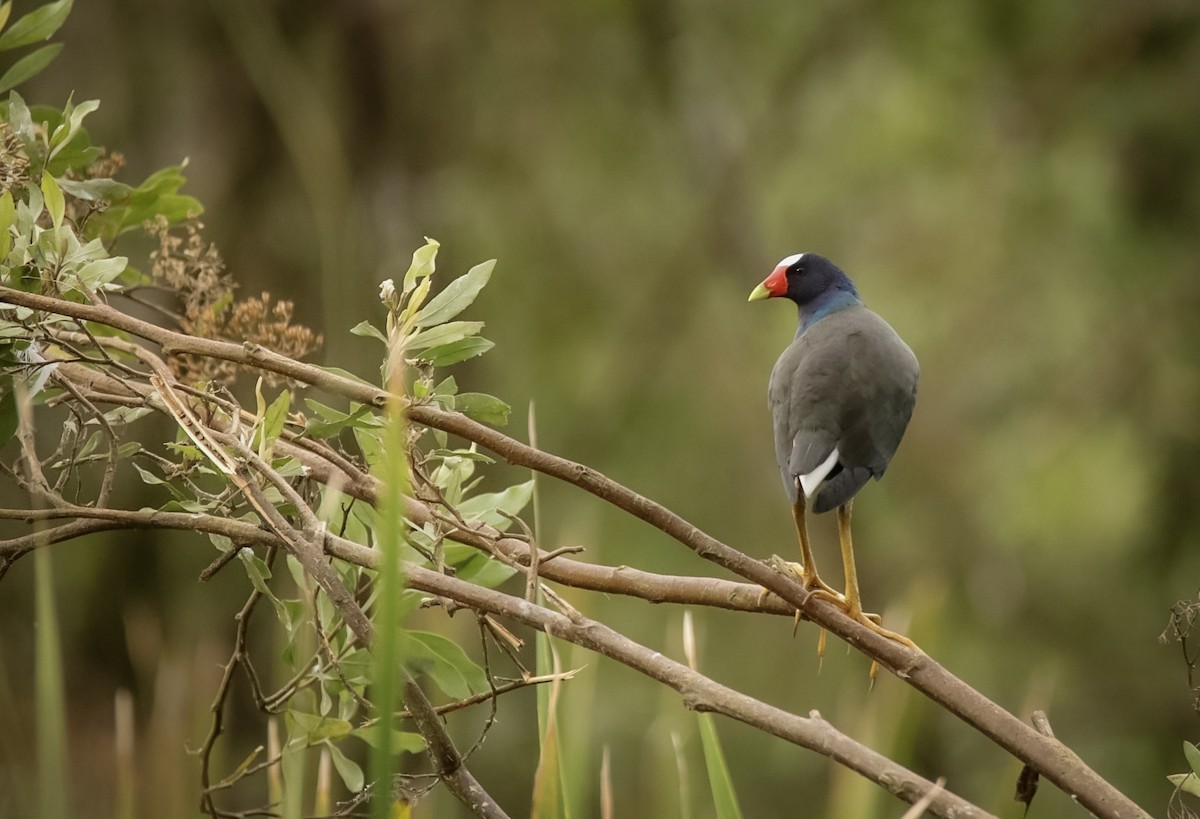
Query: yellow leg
[[788, 487, 844, 661], [836, 501, 919, 650], [789, 487, 843, 600]]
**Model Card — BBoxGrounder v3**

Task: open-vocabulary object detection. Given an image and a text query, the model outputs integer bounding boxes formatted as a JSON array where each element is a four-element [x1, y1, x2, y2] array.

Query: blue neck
[[798, 286, 861, 332]]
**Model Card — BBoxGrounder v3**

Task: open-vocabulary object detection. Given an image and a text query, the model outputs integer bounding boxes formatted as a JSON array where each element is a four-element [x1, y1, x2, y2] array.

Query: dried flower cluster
[[149, 216, 234, 334], [0, 121, 30, 194], [225, 293, 323, 385], [149, 217, 322, 384], [85, 149, 126, 181]]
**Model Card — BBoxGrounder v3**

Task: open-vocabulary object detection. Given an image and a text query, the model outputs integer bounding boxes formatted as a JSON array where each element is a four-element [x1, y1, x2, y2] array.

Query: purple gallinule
[[750, 253, 919, 647]]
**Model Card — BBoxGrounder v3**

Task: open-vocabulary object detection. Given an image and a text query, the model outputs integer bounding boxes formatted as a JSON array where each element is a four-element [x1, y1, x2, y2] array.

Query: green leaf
[[254, 388, 290, 459], [456, 480, 534, 530], [0, 3, 14, 36], [304, 398, 354, 422], [350, 726, 425, 754], [53, 98, 98, 143], [74, 256, 127, 289], [444, 543, 517, 588], [131, 464, 187, 502], [415, 259, 495, 328], [285, 710, 352, 743], [104, 405, 153, 426], [350, 320, 387, 345], [0, 0, 72, 51], [303, 401, 374, 438], [429, 453, 476, 505], [115, 441, 142, 458], [418, 336, 494, 367], [352, 425, 382, 469], [1169, 772, 1200, 798], [56, 176, 130, 202], [236, 548, 274, 597], [454, 392, 510, 426], [325, 741, 364, 793], [5, 90, 34, 154], [0, 189, 13, 258], [0, 41, 60, 94], [130, 462, 165, 486], [88, 164, 202, 240], [400, 630, 489, 700], [148, 193, 202, 223], [399, 276, 432, 325], [47, 97, 99, 162], [406, 320, 484, 352], [429, 447, 494, 464], [315, 365, 380, 391], [401, 237, 439, 294], [40, 172, 62, 228], [1185, 741, 1200, 777]]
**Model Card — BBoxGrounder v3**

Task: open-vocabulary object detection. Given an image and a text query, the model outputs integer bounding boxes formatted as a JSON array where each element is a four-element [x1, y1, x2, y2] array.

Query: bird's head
[[748, 253, 861, 326]]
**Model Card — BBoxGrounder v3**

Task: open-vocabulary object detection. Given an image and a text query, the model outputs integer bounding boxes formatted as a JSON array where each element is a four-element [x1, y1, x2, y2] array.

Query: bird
[[749, 253, 919, 648]]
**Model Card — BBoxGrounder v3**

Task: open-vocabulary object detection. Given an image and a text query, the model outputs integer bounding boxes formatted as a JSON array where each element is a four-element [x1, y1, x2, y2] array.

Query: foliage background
[[3, 1, 1199, 817]]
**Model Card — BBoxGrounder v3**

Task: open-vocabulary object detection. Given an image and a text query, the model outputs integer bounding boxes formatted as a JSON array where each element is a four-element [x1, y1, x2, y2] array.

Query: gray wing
[[768, 308, 918, 511], [769, 336, 840, 502]]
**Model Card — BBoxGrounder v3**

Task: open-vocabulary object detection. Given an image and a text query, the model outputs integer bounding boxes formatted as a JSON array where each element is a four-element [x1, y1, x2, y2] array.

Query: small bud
[[378, 278, 396, 303]]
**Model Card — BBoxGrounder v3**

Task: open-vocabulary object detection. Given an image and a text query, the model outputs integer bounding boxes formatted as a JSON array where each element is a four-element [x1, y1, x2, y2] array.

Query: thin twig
[[403, 673, 512, 819], [199, 547, 275, 817]]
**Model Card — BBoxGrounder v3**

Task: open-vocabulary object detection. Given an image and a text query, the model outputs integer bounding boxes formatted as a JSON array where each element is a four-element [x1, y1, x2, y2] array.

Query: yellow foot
[[766, 556, 919, 654], [845, 606, 920, 652], [782, 561, 846, 603]]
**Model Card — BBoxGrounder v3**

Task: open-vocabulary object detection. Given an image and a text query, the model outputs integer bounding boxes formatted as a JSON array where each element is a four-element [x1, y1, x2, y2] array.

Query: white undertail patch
[[799, 447, 839, 499]]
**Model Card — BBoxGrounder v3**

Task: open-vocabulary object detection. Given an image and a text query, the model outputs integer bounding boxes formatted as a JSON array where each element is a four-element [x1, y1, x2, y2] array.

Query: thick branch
[[0, 286, 382, 405]]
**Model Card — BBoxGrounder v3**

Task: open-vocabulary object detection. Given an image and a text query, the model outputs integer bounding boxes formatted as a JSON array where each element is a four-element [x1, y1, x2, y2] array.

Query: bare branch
[[0, 286, 381, 404]]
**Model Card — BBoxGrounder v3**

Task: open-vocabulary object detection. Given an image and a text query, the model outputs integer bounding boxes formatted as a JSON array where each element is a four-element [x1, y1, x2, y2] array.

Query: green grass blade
[[530, 647, 563, 819], [529, 401, 573, 819], [34, 545, 69, 819], [25, 375, 69, 819], [370, 379, 409, 819], [682, 612, 743, 819], [695, 713, 742, 819]]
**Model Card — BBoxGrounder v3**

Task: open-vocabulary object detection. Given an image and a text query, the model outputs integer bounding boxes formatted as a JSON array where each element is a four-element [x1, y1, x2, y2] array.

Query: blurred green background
[[3, 1, 1200, 816]]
